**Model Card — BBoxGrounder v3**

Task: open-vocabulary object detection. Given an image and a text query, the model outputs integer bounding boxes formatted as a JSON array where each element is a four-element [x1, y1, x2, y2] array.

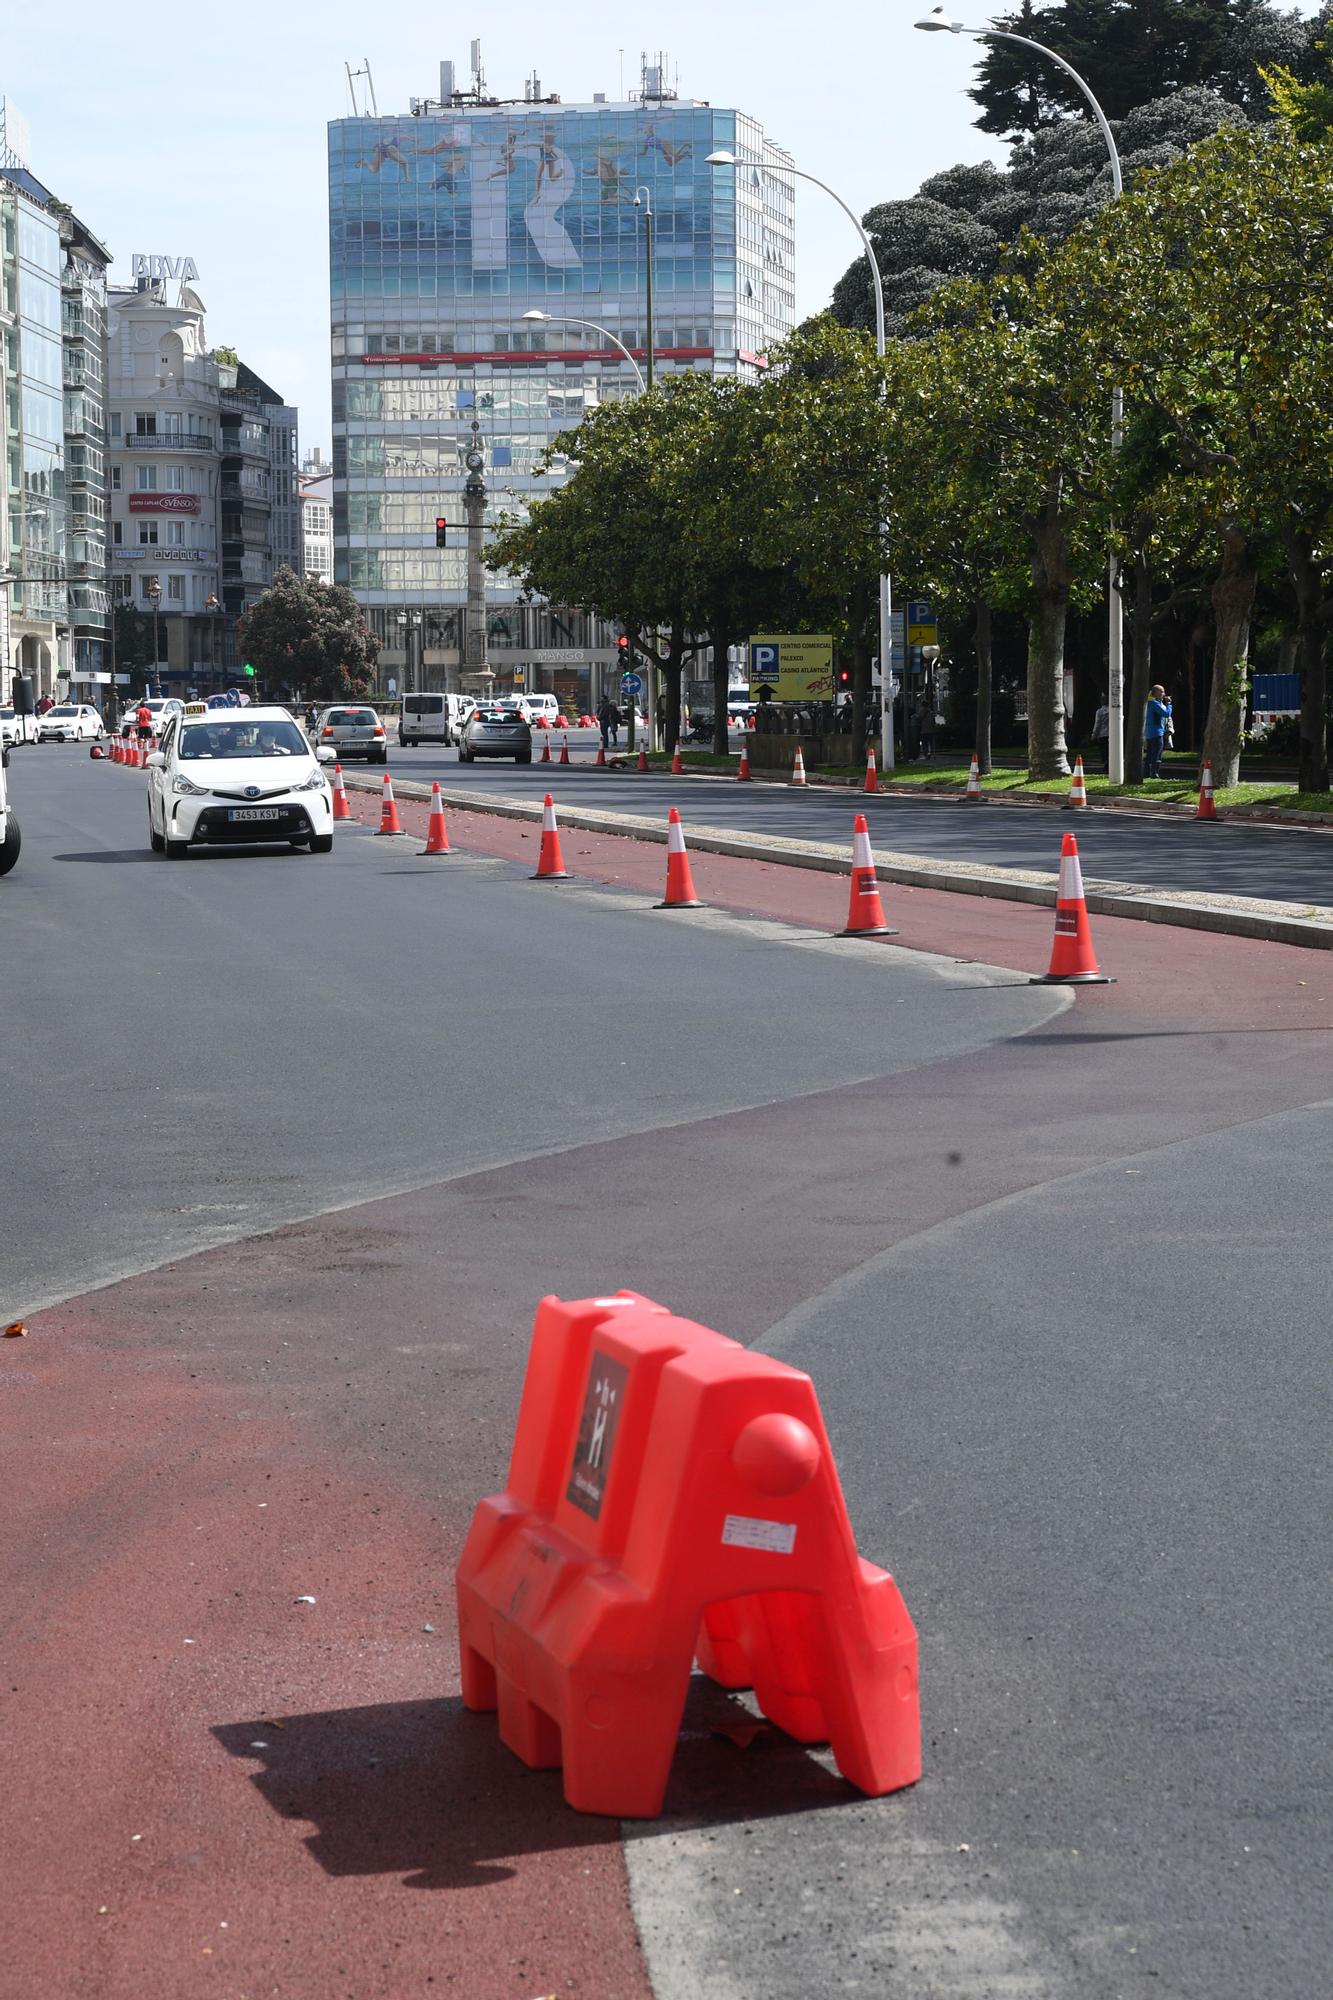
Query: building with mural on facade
[[328, 56, 795, 710]]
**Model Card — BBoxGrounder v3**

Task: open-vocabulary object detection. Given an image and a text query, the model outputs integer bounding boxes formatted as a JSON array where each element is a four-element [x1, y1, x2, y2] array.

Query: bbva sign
[[131, 253, 199, 282]]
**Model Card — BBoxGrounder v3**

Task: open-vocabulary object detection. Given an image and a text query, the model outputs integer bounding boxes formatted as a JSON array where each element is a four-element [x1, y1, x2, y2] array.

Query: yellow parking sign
[[748, 634, 835, 701]]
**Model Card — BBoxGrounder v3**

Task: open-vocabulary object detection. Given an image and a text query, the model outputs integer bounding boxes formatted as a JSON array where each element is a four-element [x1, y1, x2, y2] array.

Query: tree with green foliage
[[1265, 8, 1333, 135], [970, 0, 1315, 135], [237, 566, 379, 701]]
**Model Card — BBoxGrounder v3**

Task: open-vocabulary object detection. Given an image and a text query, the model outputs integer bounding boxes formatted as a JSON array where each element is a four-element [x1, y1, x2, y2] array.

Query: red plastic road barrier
[[376, 772, 404, 836], [1197, 760, 1218, 820], [840, 814, 897, 937], [457, 1290, 921, 1818], [532, 792, 569, 879], [655, 807, 703, 909], [331, 763, 351, 820], [964, 755, 982, 801], [1065, 755, 1088, 809], [1032, 832, 1113, 984], [420, 781, 451, 855]]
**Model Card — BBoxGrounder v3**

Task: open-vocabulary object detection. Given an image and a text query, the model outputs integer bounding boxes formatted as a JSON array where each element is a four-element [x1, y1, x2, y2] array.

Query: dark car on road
[[457, 706, 532, 764]]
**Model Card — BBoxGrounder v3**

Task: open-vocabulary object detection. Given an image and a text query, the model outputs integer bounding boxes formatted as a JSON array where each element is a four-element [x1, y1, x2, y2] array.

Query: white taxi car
[[145, 703, 336, 858]]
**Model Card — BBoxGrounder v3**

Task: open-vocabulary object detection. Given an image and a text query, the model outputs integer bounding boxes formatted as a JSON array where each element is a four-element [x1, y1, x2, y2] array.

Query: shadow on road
[[213, 1677, 864, 1887], [52, 847, 305, 864]]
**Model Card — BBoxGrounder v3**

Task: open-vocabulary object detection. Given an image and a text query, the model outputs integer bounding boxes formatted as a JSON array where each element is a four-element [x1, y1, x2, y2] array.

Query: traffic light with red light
[[838, 667, 851, 688], [435, 517, 448, 548]]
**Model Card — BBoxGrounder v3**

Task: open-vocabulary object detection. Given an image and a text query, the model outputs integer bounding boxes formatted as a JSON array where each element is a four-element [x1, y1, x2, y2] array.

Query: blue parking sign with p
[[750, 643, 779, 682]]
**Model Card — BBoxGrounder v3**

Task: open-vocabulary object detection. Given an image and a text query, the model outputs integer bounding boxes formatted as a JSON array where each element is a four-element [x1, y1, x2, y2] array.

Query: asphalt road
[[5, 744, 1332, 2000], [381, 737, 1333, 908]]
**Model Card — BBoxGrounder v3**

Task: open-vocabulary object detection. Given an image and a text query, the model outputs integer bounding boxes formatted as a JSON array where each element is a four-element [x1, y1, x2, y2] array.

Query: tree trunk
[[1201, 527, 1256, 788], [711, 624, 732, 757], [1026, 504, 1071, 780], [1124, 550, 1154, 785], [974, 600, 993, 775], [1286, 527, 1329, 794]]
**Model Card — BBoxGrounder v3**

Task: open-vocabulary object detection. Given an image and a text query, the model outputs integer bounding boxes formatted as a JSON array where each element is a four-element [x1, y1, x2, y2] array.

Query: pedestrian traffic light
[[242, 663, 256, 678], [435, 517, 448, 548]]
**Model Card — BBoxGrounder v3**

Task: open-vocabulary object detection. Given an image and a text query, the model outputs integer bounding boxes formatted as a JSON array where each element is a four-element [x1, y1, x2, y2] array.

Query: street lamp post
[[144, 575, 162, 698], [462, 419, 489, 699], [396, 610, 423, 696], [915, 7, 1126, 781], [519, 310, 647, 393], [632, 188, 655, 390], [707, 150, 896, 771]]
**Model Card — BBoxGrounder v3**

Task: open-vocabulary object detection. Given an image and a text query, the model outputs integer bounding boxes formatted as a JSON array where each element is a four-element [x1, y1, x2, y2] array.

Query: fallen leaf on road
[[261, 1719, 286, 1730], [4, 1321, 27, 1338], [710, 1723, 772, 1750]]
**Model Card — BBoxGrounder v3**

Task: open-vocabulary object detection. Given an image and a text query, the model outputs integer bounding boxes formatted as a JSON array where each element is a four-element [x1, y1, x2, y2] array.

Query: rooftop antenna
[[618, 48, 625, 99], [345, 59, 379, 117], [470, 38, 486, 99]]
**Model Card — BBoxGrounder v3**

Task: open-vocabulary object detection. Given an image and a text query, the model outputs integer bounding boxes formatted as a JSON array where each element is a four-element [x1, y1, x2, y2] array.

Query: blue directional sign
[[620, 672, 643, 696]]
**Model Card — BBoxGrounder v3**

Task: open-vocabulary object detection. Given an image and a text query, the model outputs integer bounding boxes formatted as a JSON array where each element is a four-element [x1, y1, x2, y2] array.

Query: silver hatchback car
[[316, 704, 388, 764], [457, 706, 533, 763]]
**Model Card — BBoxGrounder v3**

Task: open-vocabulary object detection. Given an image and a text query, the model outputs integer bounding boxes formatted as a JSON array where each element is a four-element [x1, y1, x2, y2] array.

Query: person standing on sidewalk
[[1144, 685, 1172, 779], [1092, 698, 1109, 773]]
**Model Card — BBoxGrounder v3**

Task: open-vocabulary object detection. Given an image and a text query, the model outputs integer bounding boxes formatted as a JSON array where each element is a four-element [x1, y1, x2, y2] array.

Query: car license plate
[[227, 807, 281, 821]]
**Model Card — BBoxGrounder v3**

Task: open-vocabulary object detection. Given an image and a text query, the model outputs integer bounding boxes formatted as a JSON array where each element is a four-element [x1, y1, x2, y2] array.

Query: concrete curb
[[341, 774, 1333, 950]]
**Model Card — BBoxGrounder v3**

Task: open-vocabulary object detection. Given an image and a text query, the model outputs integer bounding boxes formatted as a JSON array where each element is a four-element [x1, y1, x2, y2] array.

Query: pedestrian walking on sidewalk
[[1144, 685, 1172, 779]]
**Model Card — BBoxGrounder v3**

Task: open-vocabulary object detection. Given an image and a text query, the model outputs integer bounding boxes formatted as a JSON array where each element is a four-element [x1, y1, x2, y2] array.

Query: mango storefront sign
[[748, 634, 835, 701]]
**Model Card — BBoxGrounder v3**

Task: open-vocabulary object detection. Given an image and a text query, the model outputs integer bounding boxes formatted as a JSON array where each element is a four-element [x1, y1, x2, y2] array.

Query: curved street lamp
[[915, 6, 1126, 780], [519, 310, 647, 394], [707, 149, 896, 771]]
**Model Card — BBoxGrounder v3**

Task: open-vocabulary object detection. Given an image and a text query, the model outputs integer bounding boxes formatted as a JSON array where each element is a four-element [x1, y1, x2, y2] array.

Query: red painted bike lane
[[6, 809, 1332, 2000]]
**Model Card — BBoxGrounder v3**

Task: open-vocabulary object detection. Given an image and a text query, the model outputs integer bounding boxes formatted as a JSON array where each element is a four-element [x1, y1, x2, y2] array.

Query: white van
[[399, 691, 469, 746], [522, 692, 561, 728]]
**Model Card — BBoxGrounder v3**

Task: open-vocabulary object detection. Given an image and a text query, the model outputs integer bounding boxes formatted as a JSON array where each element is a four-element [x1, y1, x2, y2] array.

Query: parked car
[[0, 705, 37, 748], [0, 743, 19, 876], [521, 692, 561, 728], [398, 691, 472, 747], [37, 703, 105, 743], [145, 704, 336, 858], [317, 704, 388, 763], [457, 706, 533, 763]]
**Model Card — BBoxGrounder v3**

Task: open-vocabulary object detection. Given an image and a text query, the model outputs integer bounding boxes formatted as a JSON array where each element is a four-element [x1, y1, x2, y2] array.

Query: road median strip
[[340, 773, 1333, 950]]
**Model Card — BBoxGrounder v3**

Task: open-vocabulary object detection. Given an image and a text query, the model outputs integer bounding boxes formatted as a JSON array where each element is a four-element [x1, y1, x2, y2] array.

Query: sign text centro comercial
[[748, 634, 834, 702]]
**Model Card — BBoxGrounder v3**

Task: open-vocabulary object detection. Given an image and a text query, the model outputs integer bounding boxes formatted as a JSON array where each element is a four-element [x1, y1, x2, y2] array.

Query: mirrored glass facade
[[328, 89, 795, 689]]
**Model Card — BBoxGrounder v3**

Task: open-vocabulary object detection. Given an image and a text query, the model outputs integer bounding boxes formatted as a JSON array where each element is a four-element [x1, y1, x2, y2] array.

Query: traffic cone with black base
[[376, 772, 404, 835], [420, 782, 451, 855], [532, 793, 569, 879], [331, 763, 351, 820], [791, 745, 807, 786], [840, 815, 897, 937], [655, 807, 703, 908], [864, 747, 878, 794], [1032, 833, 1113, 984], [737, 738, 751, 782], [1197, 760, 1218, 820], [1065, 756, 1088, 809], [964, 755, 982, 801], [559, 734, 571, 765]]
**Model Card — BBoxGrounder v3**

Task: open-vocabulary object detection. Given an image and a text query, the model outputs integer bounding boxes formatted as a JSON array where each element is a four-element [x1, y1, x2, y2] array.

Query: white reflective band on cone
[[853, 828, 875, 869], [1058, 851, 1084, 902], [543, 801, 557, 831]]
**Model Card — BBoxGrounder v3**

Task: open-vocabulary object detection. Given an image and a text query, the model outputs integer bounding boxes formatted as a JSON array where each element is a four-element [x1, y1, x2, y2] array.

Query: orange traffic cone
[[671, 743, 684, 775], [532, 793, 569, 879], [655, 807, 703, 909], [420, 782, 451, 855], [1065, 755, 1088, 809], [331, 763, 350, 820], [594, 741, 606, 768], [1032, 833, 1112, 984], [791, 745, 807, 786], [964, 755, 982, 801], [637, 742, 649, 773], [863, 747, 878, 794], [559, 734, 571, 766], [839, 815, 897, 937], [540, 734, 552, 763], [1197, 760, 1218, 820], [376, 772, 404, 835], [737, 738, 751, 782]]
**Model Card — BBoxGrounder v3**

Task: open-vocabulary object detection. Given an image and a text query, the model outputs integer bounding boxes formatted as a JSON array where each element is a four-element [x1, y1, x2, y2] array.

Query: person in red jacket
[[135, 700, 154, 746]]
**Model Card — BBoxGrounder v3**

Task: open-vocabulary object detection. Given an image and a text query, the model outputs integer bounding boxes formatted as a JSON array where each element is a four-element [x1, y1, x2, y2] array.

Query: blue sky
[[3, 1, 1319, 454]]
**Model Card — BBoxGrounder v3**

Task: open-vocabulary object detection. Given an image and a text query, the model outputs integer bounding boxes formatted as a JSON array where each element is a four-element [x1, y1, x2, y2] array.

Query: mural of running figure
[[353, 138, 411, 177], [639, 123, 692, 166]]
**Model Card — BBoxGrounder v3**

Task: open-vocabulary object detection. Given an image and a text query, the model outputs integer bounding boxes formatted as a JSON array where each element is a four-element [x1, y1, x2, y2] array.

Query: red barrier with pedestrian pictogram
[[455, 1291, 921, 1817]]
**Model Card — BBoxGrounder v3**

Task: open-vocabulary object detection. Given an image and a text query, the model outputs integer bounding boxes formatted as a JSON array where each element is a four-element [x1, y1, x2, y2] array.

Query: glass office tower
[[328, 78, 795, 706]]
